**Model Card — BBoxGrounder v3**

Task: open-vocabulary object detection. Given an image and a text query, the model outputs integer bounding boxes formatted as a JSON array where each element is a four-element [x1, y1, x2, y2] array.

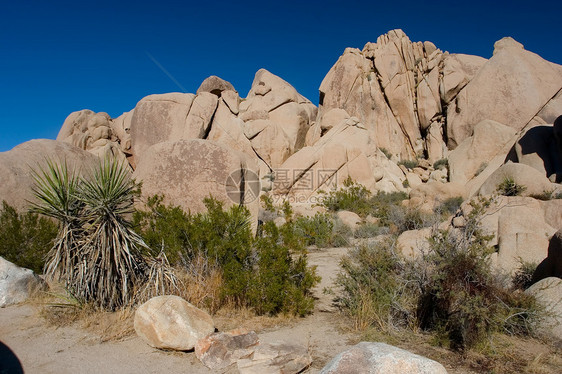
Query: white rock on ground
[[0, 256, 46, 308], [134, 295, 215, 351], [320, 342, 448, 374]]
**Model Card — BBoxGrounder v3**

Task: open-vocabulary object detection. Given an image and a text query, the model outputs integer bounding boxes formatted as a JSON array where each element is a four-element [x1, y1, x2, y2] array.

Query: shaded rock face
[[0, 139, 97, 211], [0, 257, 46, 307], [506, 115, 562, 182], [134, 295, 215, 351], [533, 229, 562, 283], [320, 342, 448, 374], [317, 29, 486, 162]]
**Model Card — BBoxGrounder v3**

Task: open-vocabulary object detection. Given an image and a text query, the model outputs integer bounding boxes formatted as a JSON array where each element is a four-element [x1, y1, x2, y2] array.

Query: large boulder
[[57, 109, 126, 161], [478, 163, 560, 198], [134, 295, 215, 351], [196, 75, 236, 96], [320, 342, 448, 374], [240, 69, 317, 170], [317, 29, 485, 162], [457, 196, 557, 275], [0, 139, 97, 210], [525, 277, 562, 342], [447, 37, 562, 148], [0, 257, 46, 307], [336, 211, 362, 231], [448, 119, 517, 186], [130, 92, 221, 160], [408, 182, 466, 213], [132, 139, 260, 222]]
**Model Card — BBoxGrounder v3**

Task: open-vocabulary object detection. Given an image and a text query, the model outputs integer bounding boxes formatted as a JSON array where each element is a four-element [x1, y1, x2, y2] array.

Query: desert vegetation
[[0, 201, 58, 273], [333, 197, 543, 357], [28, 159, 320, 317]]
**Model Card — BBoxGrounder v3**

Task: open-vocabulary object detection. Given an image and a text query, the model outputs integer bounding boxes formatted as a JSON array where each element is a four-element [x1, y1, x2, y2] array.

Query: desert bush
[[433, 158, 448, 170], [290, 213, 352, 248], [385, 205, 436, 234], [434, 196, 463, 216], [413, 198, 540, 350], [529, 189, 562, 200], [0, 201, 58, 273], [321, 177, 372, 215], [497, 177, 526, 196], [379, 147, 392, 159], [398, 159, 419, 169], [334, 197, 541, 350], [293, 213, 334, 247], [512, 259, 538, 291], [134, 197, 319, 316], [331, 218, 353, 247], [354, 222, 386, 239], [334, 239, 415, 330]]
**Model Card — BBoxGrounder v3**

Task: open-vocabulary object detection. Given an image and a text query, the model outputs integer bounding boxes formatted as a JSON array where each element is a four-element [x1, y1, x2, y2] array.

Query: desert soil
[[0, 247, 355, 374]]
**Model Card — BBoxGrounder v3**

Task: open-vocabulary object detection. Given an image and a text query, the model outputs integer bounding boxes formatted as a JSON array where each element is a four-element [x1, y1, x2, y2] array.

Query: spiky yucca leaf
[[30, 159, 83, 285], [76, 158, 148, 310]]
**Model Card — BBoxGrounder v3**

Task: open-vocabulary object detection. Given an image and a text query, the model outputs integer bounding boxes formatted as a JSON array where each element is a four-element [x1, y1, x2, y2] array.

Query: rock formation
[[1, 29, 561, 286]]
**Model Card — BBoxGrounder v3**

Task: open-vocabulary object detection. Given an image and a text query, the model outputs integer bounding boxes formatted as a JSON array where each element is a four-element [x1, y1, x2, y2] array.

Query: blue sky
[[1, 0, 561, 152]]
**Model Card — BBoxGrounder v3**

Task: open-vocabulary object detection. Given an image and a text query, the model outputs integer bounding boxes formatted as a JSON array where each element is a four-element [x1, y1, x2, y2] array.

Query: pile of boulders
[[133, 295, 453, 373]]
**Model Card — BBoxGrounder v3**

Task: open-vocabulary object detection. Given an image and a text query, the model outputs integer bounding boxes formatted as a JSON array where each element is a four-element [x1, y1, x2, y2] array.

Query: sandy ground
[[0, 247, 354, 374]]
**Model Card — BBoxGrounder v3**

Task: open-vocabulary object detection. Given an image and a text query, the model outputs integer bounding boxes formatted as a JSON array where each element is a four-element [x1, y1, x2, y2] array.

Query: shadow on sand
[[0, 340, 23, 374]]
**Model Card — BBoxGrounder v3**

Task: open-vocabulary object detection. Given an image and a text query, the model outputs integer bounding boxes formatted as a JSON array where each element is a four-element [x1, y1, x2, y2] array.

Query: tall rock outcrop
[[317, 29, 486, 163], [447, 37, 562, 148]]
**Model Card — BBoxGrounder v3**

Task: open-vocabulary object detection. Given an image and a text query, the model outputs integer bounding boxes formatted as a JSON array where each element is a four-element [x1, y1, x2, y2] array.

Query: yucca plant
[[32, 158, 157, 311], [76, 158, 148, 310], [31, 159, 84, 288]]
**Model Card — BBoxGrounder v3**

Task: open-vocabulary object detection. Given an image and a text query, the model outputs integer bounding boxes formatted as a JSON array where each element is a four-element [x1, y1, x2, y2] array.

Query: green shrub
[[434, 196, 463, 215], [292, 213, 334, 248], [529, 190, 562, 200], [334, 197, 541, 350], [334, 239, 414, 330], [0, 201, 58, 273], [398, 159, 419, 169], [331, 218, 353, 247], [512, 259, 538, 290], [354, 222, 385, 239], [379, 148, 392, 159], [433, 158, 448, 170], [497, 177, 526, 196], [321, 177, 372, 215], [134, 196, 319, 315], [414, 198, 539, 350]]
